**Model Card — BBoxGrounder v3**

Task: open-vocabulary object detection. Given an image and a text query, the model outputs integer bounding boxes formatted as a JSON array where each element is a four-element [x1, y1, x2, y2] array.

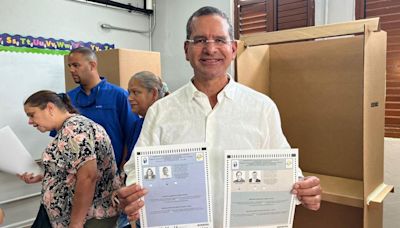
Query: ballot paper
[[224, 149, 298, 228], [0, 126, 41, 175], [135, 143, 212, 228]]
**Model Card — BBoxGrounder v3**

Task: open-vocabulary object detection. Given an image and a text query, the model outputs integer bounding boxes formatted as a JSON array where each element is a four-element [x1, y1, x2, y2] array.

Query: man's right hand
[[117, 184, 148, 222]]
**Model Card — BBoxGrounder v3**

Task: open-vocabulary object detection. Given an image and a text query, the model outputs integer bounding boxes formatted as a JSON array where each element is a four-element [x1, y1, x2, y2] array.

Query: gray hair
[[186, 6, 234, 40], [69, 46, 97, 62], [130, 71, 169, 99]]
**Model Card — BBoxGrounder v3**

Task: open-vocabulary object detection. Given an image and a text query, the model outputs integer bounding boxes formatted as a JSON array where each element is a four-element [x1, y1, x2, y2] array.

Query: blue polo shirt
[[67, 78, 139, 167]]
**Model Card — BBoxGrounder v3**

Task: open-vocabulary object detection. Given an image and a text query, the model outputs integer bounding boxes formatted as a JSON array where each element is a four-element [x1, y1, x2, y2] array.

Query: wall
[[1, 0, 151, 50], [0, 0, 152, 160], [315, 0, 355, 25], [152, 0, 232, 91]]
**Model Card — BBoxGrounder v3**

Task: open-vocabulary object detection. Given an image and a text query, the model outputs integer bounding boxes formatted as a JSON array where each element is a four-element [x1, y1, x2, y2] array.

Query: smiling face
[[24, 103, 54, 133], [236, 171, 242, 180], [162, 167, 169, 175], [128, 78, 157, 117], [184, 14, 237, 81], [146, 168, 154, 176]]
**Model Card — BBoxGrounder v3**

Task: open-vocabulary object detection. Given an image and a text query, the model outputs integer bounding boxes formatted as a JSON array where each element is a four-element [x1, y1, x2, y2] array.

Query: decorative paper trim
[[0, 33, 114, 55]]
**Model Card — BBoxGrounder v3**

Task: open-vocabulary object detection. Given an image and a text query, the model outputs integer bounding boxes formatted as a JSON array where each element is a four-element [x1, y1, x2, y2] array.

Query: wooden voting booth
[[237, 18, 393, 228], [65, 48, 161, 90]]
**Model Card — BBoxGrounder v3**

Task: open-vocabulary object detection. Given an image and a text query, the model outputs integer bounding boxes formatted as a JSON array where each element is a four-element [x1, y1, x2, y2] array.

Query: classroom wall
[[0, 0, 151, 50], [0, 0, 153, 160]]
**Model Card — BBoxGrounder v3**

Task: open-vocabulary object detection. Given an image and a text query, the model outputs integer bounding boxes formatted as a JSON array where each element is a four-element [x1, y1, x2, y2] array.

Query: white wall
[[152, 0, 232, 91], [315, 0, 355, 25], [0, 0, 151, 50]]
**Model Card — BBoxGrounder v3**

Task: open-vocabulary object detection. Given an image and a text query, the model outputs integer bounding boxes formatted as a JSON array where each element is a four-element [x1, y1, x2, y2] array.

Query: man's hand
[[292, 176, 322, 210], [117, 184, 148, 222]]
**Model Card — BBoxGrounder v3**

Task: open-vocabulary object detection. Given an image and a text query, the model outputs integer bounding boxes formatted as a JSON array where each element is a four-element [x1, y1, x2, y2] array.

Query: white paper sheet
[[224, 149, 298, 228], [134, 143, 213, 228], [0, 126, 41, 175]]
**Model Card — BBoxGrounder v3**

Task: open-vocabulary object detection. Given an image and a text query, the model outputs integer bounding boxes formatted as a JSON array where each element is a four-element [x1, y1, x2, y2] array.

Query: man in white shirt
[[118, 6, 322, 226], [160, 166, 171, 179]]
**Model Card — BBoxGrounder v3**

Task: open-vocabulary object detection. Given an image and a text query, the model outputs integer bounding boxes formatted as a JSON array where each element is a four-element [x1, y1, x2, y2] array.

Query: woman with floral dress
[[19, 90, 120, 228]]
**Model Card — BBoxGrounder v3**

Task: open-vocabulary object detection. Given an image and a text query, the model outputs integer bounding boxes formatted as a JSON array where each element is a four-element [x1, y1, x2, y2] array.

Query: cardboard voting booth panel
[[65, 48, 161, 90], [237, 18, 393, 228]]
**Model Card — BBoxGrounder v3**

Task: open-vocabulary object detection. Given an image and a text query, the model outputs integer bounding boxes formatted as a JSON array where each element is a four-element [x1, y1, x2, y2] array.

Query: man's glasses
[[186, 38, 234, 47]]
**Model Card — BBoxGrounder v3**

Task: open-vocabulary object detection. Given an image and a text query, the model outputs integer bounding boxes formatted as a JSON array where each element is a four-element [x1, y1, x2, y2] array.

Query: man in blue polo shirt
[[66, 47, 139, 169]]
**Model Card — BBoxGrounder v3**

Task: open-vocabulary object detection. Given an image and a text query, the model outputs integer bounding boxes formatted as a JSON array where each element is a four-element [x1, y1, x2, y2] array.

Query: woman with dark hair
[[19, 90, 120, 228], [143, 168, 156, 180]]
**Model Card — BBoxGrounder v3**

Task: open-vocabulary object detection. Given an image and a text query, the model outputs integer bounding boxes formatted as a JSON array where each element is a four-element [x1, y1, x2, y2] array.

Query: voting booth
[[236, 18, 393, 228], [65, 48, 161, 90]]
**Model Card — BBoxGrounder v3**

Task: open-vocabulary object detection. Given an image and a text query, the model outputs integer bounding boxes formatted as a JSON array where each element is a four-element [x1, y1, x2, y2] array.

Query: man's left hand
[[292, 176, 322, 211]]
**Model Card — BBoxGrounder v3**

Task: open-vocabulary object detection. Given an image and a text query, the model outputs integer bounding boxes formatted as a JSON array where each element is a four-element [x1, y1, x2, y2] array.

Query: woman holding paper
[[18, 90, 121, 228]]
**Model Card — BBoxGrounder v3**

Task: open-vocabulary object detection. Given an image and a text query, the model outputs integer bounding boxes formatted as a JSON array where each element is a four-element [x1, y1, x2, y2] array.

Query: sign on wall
[[0, 33, 115, 55]]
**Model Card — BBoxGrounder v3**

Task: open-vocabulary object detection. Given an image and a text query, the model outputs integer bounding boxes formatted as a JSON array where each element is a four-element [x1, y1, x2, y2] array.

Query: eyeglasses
[[186, 38, 234, 47]]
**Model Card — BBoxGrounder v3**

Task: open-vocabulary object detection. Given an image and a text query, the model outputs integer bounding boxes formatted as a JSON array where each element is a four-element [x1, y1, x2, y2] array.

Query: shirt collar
[[79, 77, 106, 94], [186, 74, 236, 101], [222, 74, 235, 100]]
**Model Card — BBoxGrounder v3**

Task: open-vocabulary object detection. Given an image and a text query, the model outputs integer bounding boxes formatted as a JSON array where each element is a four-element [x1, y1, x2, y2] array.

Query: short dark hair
[[186, 6, 234, 40], [24, 90, 78, 114], [69, 47, 97, 62]]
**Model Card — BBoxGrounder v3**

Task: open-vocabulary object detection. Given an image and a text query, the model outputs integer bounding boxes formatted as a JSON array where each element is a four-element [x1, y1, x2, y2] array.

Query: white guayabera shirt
[[125, 76, 302, 227]]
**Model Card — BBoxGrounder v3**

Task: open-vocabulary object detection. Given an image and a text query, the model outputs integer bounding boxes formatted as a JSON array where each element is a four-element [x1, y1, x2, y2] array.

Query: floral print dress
[[41, 115, 120, 227]]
